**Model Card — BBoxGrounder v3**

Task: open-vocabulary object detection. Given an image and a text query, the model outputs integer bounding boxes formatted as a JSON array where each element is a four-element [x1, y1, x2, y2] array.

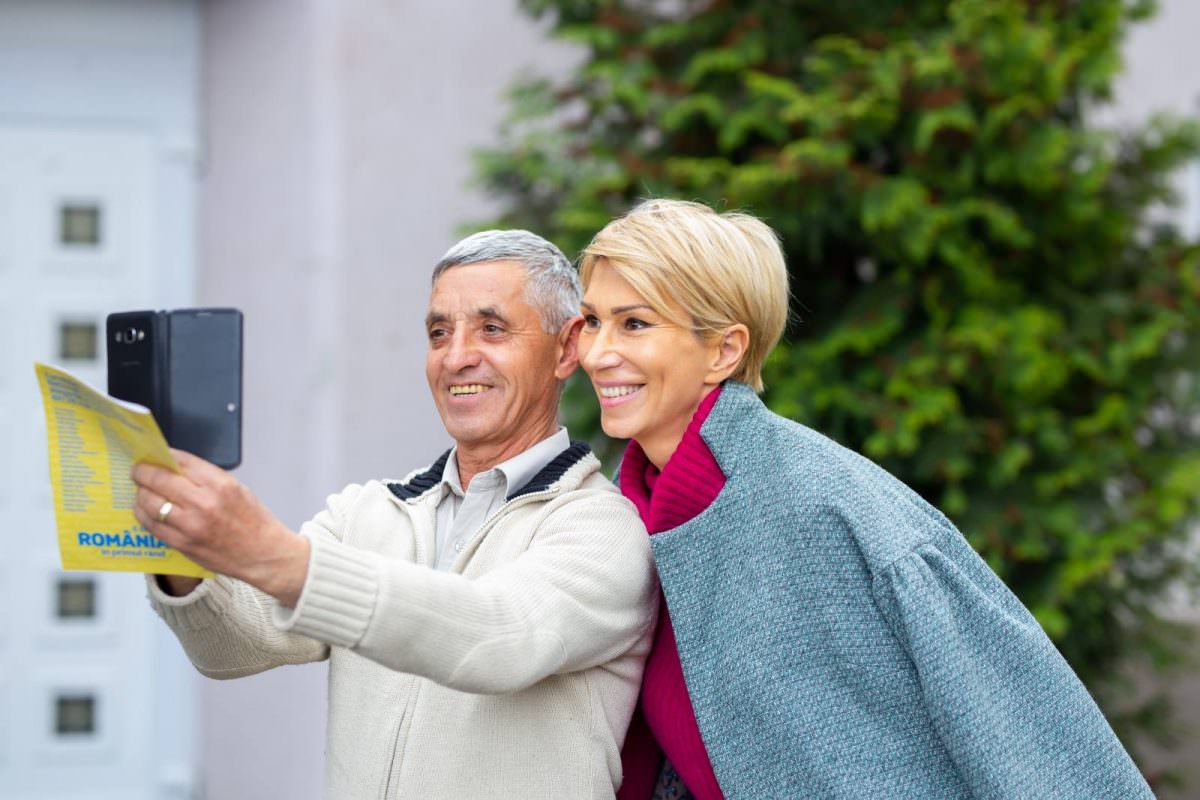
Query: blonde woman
[[577, 199, 1151, 799]]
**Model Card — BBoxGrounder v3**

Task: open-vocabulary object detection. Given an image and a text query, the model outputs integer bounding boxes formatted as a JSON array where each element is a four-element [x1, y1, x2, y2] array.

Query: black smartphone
[[105, 308, 243, 469], [106, 310, 168, 421], [166, 309, 242, 469]]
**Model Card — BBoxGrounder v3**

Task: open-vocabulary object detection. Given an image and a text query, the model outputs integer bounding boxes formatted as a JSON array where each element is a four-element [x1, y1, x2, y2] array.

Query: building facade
[[1, 0, 574, 798]]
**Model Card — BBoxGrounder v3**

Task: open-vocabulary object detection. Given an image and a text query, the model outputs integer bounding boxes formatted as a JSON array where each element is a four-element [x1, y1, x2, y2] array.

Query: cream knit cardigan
[[147, 450, 657, 799]]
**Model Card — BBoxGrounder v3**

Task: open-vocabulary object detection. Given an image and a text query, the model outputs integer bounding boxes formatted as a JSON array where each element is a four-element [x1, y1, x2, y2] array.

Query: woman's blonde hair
[[579, 199, 789, 392]]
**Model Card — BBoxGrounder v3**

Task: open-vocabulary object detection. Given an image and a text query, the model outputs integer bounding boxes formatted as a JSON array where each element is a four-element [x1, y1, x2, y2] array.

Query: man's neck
[[456, 421, 558, 490]]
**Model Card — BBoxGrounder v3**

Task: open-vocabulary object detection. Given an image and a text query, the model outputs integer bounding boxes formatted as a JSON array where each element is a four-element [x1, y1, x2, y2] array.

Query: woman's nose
[[580, 325, 621, 373]]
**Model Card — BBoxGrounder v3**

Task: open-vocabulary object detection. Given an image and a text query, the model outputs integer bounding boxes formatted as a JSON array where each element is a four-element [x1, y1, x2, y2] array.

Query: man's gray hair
[[433, 230, 582, 334]]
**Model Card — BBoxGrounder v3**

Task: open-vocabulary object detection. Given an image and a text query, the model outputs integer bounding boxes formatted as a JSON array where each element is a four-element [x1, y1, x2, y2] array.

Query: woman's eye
[[624, 317, 649, 331], [582, 314, 600, 328]]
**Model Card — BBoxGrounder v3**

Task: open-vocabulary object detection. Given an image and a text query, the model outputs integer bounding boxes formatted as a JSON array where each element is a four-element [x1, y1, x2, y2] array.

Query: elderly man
[[132, 231, 657, 799]]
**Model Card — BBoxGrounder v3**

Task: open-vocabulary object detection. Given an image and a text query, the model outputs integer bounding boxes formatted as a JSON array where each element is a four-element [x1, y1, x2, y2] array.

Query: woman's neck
[[637, 384, 720, 470]]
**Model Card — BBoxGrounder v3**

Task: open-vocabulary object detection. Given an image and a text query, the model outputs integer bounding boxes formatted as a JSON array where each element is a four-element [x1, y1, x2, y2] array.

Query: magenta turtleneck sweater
[[616, 386, 726, 800]]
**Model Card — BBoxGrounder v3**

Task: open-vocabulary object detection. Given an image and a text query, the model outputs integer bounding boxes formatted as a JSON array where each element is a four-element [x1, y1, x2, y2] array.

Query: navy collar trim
[[387, 441, 593, 502], [387, 449, 452, 501], [507, 440, 592, 500]]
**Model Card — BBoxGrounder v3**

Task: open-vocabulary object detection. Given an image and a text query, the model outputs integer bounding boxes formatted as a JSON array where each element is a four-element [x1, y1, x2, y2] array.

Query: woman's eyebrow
[[579, 301, 655, 314]]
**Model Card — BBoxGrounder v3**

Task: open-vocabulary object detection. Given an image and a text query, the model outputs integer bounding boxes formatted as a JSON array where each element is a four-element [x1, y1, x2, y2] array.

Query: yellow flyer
[[34, 362, 211, 578]]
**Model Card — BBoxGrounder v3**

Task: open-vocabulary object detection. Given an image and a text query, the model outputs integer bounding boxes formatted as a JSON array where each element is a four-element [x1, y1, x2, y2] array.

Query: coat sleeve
[[871, 541, 1153, 800], [144, 485, 368, 678], [273, 488, 658, 695]]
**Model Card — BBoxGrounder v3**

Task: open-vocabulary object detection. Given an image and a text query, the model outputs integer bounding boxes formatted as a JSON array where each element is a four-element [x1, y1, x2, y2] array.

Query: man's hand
[[131, 449, 310, 607]]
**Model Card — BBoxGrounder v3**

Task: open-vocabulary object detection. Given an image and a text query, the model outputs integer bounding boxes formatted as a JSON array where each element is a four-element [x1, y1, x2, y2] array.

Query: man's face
[[425, 260, 576, 454]]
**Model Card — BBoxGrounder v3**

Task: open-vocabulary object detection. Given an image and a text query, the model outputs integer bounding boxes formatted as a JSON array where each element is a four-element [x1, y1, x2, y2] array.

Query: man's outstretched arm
[[133, 449, 329, 678]]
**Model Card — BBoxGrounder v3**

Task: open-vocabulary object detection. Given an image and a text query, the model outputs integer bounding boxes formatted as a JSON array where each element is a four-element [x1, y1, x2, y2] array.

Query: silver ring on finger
[[157, 500, 174, 524]]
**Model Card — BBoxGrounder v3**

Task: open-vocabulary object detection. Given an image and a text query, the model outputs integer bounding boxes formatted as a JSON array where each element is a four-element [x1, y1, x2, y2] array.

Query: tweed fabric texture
[[650, 381, 1153, 799]]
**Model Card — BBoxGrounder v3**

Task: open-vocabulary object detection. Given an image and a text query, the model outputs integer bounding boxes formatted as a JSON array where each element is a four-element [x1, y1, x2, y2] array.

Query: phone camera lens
[[122, 327, 139, 344]]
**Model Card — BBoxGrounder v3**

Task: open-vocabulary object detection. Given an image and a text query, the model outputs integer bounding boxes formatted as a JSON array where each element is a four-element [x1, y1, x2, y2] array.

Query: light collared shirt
[[434, 427, 571, 571]]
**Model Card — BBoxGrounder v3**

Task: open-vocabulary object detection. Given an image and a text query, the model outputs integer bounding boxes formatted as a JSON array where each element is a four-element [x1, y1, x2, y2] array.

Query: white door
[[0, 125, 196, 800]]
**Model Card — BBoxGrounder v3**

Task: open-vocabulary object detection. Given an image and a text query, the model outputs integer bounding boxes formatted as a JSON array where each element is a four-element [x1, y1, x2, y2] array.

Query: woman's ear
[[706, 324, 749, 384], [555, 315, 585, 380]]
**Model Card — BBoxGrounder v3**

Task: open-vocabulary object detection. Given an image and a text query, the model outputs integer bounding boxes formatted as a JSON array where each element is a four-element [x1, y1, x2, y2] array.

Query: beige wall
[[1105, 0, 1200, 240], [196, 1, 576, 797], [196, 5, 331, 796]]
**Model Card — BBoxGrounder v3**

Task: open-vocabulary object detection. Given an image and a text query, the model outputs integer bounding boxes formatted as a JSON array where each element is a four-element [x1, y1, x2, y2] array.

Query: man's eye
[[428, 328, 448, 341], [483, 323, 504, 335]]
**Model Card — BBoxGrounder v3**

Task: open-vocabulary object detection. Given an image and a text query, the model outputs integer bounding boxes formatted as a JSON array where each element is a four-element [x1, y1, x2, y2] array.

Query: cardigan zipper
[[380, 680, 418, 800], [449, 487, 561, 572], [377, 484, 565, 796]]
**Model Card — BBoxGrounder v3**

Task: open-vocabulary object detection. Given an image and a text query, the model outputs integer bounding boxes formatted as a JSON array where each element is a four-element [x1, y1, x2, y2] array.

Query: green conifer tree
[[475, 0, 1200, 780]]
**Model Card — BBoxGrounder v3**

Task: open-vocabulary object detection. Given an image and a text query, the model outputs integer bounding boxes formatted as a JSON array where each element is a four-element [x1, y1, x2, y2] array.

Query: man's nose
[[443, 330, 481, 372]]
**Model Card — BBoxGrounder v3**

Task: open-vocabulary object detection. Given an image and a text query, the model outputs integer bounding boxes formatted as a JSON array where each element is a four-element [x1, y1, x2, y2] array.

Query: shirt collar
[[441, 427, 571, 498]]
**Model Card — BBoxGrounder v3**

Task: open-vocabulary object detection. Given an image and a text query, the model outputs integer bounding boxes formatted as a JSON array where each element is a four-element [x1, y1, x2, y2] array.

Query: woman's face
[[578, 259, 723, 467]]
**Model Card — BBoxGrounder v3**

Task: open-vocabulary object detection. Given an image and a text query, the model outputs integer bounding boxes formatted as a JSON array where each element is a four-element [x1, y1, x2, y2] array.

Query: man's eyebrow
[[426, 308, 514, 326], [477, 307, 512, 325]]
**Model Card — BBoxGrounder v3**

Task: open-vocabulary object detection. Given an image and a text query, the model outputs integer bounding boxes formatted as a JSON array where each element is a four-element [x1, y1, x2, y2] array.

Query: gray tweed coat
[[647, 381, 1152, 799]]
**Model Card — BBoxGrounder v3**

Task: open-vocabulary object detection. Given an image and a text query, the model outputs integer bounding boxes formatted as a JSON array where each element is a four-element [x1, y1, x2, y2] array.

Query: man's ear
[[705, 324, 750, 384], [555, 315, 585, 381]]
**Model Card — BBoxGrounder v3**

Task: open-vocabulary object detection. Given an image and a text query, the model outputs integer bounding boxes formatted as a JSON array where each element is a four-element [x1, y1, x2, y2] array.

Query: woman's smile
[[595, 382, 645, 406]]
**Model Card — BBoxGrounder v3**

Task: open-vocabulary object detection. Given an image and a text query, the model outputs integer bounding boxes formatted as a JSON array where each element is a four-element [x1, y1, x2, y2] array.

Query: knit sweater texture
[[147, 445, 657, 799], [649, 381, 1153, 799]]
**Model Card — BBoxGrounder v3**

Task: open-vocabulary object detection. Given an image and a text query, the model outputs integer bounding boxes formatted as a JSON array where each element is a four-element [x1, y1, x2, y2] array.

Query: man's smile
[[448, 383, 493, 396]]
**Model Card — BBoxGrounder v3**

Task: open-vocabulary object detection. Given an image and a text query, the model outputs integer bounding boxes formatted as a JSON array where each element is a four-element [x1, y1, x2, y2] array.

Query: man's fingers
[[134, 485, 169, 523], [171, 448, 226, 485], [132, 493, 183, 547], [134, 486, 187, 533], [131, 501, 157, 534], [131, 461, 207, 509], [170, 447, 205, 467]]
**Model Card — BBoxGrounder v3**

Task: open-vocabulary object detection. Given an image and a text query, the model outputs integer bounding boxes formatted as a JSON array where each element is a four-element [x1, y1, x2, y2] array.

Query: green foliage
[[474, 0, 1200, 780]]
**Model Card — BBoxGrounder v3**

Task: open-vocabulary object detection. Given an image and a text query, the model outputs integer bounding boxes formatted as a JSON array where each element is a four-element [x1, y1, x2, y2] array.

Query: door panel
[[0, 125, 188, 800]]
